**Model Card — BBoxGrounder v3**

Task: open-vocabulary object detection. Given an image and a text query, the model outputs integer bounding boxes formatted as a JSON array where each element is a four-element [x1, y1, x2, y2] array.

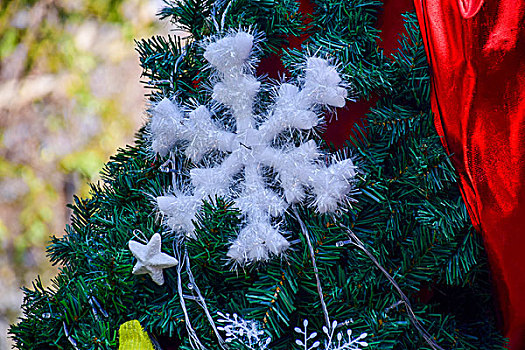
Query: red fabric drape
[[413, 0, 525, 347]]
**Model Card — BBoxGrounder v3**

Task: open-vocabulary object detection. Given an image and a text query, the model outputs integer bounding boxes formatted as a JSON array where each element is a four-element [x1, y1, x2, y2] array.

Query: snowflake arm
[[184, 105, 236, 161], [258, 83, 320, 143], [311, 158, 357, 213], [260, 141, 320, 204], [151, 100, 235, 162], [157, 153, 243, 237], [150, 98, 186, 157], [301, 57, 347, 108], [191, 153, 243, 198], [157, 194, 201, 235], [258, 57, 347, 143]]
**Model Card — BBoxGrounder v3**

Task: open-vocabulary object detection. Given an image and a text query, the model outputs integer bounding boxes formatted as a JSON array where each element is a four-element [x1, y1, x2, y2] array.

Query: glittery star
[[128, 233, 178, 285]]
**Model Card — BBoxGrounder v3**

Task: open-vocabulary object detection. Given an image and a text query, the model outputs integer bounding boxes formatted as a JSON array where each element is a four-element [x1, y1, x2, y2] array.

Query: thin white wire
[[174, 243, 206, 350], [340, 226, 445, 350], [292, 207, 331, 329], [184, 248, 227, 349]]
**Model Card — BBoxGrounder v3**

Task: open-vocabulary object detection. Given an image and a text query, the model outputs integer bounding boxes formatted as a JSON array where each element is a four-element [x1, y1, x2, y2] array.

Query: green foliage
[[11, 139, 174, 349], [137, 0, 303, 101], [11, 1, 506, 349]]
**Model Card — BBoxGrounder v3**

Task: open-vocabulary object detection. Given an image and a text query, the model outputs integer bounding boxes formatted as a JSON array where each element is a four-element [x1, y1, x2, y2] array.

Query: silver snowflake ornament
[[129, 233, 178, 285], [151, 31, 357, 265]]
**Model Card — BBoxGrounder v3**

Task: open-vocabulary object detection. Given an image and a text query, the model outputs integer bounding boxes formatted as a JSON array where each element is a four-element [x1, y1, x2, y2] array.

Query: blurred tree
[[0, 0, 161, 348]]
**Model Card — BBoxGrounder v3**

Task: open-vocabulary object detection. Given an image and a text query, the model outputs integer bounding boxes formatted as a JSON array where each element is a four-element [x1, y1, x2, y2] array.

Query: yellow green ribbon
[[118, 320, 154, 350]]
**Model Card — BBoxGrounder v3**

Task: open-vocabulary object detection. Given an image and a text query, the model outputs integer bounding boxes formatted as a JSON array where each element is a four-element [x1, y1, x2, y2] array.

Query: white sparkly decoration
[[129, 233, 179, 285], [152, 31, 356, 265], [295, 319, 368, 350], [217, 312, 271, 350]]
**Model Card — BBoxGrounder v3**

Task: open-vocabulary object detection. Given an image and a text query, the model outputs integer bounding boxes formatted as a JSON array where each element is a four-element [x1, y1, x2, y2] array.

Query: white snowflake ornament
[[129, 233, 178, 285], [217, 312, 272, 350], [151, 31, 357, 265], [295, 319, 368, 350]]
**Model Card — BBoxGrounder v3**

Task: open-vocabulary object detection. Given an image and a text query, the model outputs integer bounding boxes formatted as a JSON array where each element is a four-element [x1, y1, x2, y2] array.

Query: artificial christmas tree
[[10, 0, 507, 349]]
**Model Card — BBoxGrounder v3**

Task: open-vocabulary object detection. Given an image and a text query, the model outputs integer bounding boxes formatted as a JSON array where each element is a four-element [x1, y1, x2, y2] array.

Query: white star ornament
[[128, 233, 178, 285]]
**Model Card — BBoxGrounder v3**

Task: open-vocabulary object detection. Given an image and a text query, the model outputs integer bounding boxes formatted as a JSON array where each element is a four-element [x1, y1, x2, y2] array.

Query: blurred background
[[0, 0, 167, 347]]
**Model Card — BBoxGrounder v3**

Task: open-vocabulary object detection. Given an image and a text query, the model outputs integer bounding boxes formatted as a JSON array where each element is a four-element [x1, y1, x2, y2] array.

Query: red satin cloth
[[414, 0, 525, 347]]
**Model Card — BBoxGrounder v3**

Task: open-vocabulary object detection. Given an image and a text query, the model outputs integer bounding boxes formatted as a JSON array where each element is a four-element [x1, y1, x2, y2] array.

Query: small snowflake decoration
[[151, 30, 356, 265], [295, 319, 368, 350], [217, 312, 271, 350]]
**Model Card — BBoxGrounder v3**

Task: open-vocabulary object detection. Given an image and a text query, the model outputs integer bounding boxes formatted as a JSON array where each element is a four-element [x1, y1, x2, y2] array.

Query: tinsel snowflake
[[151, 30, 356, 265]]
